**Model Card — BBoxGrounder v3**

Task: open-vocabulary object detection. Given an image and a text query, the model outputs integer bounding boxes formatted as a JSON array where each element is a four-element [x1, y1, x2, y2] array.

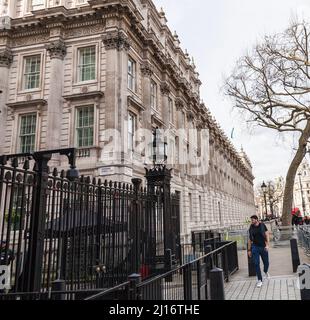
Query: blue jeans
[[251, 245, 269, 281]]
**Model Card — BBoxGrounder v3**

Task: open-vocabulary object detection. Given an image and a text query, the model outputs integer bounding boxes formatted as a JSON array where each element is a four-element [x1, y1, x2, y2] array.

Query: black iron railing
[[85, 240, 238, 301], [0, 149, 181, 300], [297, 225, 310, 257]]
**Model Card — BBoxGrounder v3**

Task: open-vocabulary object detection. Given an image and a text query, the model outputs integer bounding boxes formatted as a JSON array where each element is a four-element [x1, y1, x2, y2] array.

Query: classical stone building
[[0, 0, 255, 242], [255, 160, 310, 219]]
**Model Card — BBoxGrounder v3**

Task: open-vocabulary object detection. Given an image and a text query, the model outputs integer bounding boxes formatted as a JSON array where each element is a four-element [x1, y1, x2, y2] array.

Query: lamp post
[[261, 181, 268, 219], [298, 172, 306, 216], [268, 182, 275, 219], [152, 127, 168, 166]]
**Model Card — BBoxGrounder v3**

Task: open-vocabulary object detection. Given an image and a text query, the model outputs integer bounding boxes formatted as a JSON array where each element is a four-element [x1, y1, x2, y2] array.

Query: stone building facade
[[0, 0, 255, 242], [255, 160, 310, 219], [293, 160, 310, 216]]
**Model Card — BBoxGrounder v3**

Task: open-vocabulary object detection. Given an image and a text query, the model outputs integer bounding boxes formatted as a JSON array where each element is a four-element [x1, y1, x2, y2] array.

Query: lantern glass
[[261, 182, 267, 193]]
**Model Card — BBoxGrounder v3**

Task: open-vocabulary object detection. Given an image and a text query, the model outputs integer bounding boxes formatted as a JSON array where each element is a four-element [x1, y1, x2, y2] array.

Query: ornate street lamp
[[152, 127, 168, 166], [261, 181, 268, 219], [145, 127, 174, 271], [268, 182, 275, 218]]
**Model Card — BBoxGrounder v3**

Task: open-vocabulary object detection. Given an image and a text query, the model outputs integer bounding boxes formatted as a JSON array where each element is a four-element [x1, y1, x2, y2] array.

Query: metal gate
[[0, 149, 181, 299]]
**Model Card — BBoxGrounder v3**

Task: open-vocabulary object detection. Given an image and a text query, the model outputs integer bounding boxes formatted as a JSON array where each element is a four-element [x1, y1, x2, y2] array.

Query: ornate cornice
[[175, 97, 185, 111], [160, 81, 170, 95], [46, 40, 67, 60], [0, 49, 13, 67], [140, 61, 154, 77], [102, 30, 131, 51]]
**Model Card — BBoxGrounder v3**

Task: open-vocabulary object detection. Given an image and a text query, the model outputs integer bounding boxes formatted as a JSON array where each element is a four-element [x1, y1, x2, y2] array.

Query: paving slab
[[224, 244, 310, 300]]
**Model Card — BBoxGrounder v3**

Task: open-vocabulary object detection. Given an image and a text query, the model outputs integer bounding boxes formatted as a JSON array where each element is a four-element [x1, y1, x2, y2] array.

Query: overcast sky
[[153, 0, 310, 185]]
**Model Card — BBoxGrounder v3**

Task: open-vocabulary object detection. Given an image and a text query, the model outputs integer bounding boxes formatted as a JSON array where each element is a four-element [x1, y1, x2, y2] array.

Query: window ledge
[[73, 80, 98, 87], [18, 88, 42, 95], [7, 99, 47, 109], [63, 91, 104, 102], [127, 95, 145, 112]]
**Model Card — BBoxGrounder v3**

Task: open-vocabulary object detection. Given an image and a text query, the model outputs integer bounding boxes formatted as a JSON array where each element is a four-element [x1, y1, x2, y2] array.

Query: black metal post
[[290, 239, 300, 273], [26, 152, 51, 293], [132, 178, 142, 274], [263, 193, 268, 219], [248, 246, 256, 277], [128, 273, 142, 300], [209, 267, 225, 300], [183, 265, 192, 300], [51, 279, 66, 300], [164, 249, 173, 282]]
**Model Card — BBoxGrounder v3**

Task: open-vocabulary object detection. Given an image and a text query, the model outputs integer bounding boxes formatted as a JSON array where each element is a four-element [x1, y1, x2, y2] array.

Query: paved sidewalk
[[225, 245, 310, 300]]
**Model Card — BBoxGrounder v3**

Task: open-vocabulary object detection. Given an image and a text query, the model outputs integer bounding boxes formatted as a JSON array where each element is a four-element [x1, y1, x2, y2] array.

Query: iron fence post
[[210, 267, 225, 300], [132, 179, 142, 274], [183, 265, 192, 300], [224, 246, 229, 282], [51, 279, 66, 300], [26, 152, 51, 292], [128, 273, 142, 300], [165, 249, 173, 282]]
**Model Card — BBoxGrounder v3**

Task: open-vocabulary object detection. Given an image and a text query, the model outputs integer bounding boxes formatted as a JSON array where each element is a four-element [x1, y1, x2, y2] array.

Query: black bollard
[[51, 279, 66, 300], [209, 267, 225, 300], [248, 251, 256, 277], [290, 239, 300, 273]]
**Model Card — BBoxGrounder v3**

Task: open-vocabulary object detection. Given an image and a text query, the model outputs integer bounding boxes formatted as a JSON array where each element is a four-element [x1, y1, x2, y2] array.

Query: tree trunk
[[282, 120, 310, 226]]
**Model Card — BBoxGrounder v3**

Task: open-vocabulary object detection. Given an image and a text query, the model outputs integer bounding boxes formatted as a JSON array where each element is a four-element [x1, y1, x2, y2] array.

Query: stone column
[[46, 40, 67, 151], [0, 49, 13, 154], [102, 29, 130, 173], [160, 81, 170, 130], [140, 61, 153, 164], [141, 61, 153, 131], [175, 99, 185, 173]]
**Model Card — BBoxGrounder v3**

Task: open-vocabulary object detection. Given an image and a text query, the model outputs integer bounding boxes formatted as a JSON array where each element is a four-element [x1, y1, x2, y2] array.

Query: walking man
[[248, 215, 270, 288]]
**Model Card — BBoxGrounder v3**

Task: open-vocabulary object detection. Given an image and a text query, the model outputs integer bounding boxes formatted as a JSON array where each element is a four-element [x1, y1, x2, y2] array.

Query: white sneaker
[[264, 272, 271, 280], [256, 281, 263, 288]]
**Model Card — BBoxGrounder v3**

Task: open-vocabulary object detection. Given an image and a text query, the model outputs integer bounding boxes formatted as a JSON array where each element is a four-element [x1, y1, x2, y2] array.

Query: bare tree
[[224, 21, 310, 226]]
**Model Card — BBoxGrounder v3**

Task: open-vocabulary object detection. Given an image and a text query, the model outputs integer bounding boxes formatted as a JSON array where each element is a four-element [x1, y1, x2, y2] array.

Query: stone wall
[[0, 0, 256, 242]]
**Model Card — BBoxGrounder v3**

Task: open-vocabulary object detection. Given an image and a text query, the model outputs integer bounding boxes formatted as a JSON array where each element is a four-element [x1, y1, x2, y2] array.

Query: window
[[128, 58, 136, 92], [19, 114, 37, 153], [29, 0, 45, 11], [77, 46, 96, 82], [76, 106, 94, 148], [182, 112, 186, 128], [169, 98, 173, 123], [151, 80, 158, 109], [23, 55, 41, 90], [128, 112, 136, 152]]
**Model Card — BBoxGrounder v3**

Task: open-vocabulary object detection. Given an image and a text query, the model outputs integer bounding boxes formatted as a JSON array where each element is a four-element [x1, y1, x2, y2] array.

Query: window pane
[[128, 59, 135, 91], [76, 106, 94, 147], [128, 112, 136, 152], [19, 114, 36, 153], [78, 47, 96, 82], [24, 55, 41, 90]]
